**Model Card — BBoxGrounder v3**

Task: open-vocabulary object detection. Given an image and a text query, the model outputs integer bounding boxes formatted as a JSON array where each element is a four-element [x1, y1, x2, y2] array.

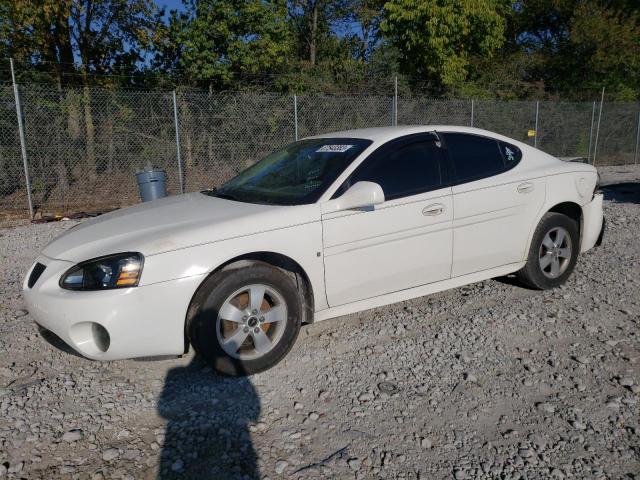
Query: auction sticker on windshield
[[316, 144, 354, 153]]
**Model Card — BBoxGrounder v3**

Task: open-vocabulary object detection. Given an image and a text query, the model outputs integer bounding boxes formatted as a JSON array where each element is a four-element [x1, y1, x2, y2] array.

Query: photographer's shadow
[[156, 356, 260, 479]]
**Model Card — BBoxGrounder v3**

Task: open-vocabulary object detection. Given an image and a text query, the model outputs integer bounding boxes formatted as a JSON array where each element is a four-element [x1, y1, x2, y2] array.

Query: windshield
[[205, 138, 372, 205]]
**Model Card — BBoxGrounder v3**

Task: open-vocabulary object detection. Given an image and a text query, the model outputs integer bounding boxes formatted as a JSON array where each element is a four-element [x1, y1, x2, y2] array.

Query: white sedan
[[23, 126, 604, 375]]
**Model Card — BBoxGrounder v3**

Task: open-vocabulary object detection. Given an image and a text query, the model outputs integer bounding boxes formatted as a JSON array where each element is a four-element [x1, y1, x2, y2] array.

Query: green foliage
[[1, 0, 162, 87], [288, 0, 349, 65], [0, 0, 638, 99], [559, 2, 640, 100], [159, 0, 293, 88], [503, 0, 640, 100], [380, 0, 512, 88], [344, 0, 386, 60]]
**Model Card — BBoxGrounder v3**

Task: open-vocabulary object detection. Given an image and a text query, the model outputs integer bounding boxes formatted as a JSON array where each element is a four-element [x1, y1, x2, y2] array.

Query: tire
[[188, 261, 302, 376], [516, 212, 580, 290]]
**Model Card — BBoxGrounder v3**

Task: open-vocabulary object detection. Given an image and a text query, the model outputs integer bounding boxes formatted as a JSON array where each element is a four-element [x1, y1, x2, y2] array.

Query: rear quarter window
[[443, 133, 522, 184], [498, 141, 522, 165]]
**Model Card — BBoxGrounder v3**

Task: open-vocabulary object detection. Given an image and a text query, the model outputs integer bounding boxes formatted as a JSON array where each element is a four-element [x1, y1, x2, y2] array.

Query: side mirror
[[322, 181, 385, 213]]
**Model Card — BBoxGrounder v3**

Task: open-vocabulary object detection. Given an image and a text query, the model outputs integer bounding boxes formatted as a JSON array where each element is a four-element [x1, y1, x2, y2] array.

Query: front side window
[[207, 138, 372, 205], [338, 137, 445, 201], [443, 133, 521, 183]]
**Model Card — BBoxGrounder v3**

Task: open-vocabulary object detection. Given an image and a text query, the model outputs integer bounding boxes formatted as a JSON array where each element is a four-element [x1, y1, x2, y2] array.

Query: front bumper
[[23, 255, 205, 360]]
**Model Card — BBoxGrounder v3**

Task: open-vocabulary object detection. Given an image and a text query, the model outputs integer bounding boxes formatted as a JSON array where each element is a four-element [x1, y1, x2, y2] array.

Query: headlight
[[60, 253, 144, 290]]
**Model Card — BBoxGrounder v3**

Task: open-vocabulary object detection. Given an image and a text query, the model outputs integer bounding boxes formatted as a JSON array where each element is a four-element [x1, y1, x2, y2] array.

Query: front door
[[322, 134, 453, 306]]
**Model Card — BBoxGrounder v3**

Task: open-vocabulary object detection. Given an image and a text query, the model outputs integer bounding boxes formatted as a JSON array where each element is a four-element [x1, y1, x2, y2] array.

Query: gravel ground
[[0, 165, 639, 480]]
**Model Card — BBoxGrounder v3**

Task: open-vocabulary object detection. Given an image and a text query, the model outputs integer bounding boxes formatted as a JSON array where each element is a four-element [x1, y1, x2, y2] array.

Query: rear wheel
[[517, 212, 579, 290], [188, 262, 302, 376]]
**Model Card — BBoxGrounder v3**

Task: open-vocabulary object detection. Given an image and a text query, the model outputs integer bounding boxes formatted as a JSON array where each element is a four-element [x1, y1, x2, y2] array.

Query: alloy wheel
[[538, 226, 572, 279], [216, 284, 288, 360]]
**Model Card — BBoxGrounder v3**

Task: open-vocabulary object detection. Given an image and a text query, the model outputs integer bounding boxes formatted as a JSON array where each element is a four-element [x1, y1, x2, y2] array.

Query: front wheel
[[188, 262, 302, 376], [516, 212, 580, 290]]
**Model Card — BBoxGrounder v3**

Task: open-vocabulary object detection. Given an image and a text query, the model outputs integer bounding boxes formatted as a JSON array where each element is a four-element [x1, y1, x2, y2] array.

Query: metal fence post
[[293, 94, 298, 141], [10, 58, 34, 218], [534, 101, 539, 148], [172, 90, 184, 194], [587, 101, 596, 162], [593, 87, 605, 166], [634, 111, 640, 165], [470, 99, 474, 127]]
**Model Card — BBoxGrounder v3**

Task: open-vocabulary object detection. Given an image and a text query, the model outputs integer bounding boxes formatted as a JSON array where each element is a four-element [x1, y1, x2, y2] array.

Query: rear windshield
[[204, 138, 371, 205]]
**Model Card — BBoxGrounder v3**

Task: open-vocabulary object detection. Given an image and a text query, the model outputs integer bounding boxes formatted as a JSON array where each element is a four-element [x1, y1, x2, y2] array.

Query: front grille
[[28, 263, 46, 288]]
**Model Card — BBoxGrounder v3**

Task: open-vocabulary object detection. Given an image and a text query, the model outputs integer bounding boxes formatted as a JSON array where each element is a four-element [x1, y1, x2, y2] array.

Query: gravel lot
[[1, 165, 639, 480]]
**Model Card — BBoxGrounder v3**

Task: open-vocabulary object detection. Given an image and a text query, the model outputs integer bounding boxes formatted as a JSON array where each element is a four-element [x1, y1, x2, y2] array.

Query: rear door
[[321, 134, 453, 306], [442, 132, 545, 277]]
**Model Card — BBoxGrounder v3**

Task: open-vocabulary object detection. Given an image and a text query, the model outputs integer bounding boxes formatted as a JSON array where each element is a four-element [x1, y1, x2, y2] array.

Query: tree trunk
[[180, 95, 193, 190], [107, 122, 115, 173], [67, 90, 81, 139], [108, 91, 116, 172], [55, 81, 70, 207], [55, 11, 77, 187], [361, 26, 369, 61], [207, 90, 213, 163], [309, 3, 318, 65], [81, 67, 97, 178], [54, 9, 75, 86]]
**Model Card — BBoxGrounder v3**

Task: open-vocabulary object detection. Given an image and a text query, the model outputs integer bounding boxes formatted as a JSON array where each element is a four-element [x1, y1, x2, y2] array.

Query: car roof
[[308, 125, 522, 146]]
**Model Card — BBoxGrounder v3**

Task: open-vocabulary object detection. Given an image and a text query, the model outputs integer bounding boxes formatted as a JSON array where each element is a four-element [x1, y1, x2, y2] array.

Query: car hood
[[41, 193, 320, 262]]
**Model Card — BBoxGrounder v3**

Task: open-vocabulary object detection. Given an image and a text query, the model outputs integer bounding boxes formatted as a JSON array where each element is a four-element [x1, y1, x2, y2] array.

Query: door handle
[[422, 203, 445, 216], [517, 182, 534, 194]]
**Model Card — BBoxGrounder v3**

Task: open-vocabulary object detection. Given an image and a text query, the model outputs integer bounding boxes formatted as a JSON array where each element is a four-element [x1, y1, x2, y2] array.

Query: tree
[[345, 0, 385, 61], [287, 0, 351, 65], [157, 0, 293, 88], [508, 0, 640, 99], [69, 0, 162, 173], [380, 0, 512, 88], [563, 3, 640, 99], [1, 0, 162, 183], [0, 1, 77, 87], [2, 1, 161, 85]]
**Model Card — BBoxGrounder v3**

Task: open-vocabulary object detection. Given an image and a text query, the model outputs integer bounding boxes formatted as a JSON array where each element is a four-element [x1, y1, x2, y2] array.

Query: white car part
[[581, 193, 604, 253]]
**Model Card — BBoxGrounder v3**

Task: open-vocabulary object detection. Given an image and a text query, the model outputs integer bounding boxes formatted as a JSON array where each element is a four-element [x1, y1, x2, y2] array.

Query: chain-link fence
[[1, 83, 639, 219], [177, 92, 294, 193]]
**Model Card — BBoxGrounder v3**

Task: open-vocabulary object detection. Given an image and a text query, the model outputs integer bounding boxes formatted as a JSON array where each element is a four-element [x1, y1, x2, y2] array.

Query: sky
[[154, 0, 185, 16], [150, 0, 360, 38]]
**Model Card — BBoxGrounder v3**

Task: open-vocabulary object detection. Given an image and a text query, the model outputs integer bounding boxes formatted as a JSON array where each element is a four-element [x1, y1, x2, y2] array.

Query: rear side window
[[443, 133, 521, 183], [346, 138, 445, 200]]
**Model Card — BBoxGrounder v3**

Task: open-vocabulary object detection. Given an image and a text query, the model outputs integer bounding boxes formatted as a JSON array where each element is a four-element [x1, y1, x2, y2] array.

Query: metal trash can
[[136, 168, 167, 202]]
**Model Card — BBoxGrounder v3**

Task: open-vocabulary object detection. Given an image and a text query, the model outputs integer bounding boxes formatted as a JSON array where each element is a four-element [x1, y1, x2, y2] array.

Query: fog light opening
[[91, 323, 110, 352]]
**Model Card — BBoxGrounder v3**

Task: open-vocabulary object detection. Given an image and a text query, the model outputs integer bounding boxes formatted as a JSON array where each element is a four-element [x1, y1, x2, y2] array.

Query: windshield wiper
[[202, 188, 238, 201], [214, 192, 238, 201]]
